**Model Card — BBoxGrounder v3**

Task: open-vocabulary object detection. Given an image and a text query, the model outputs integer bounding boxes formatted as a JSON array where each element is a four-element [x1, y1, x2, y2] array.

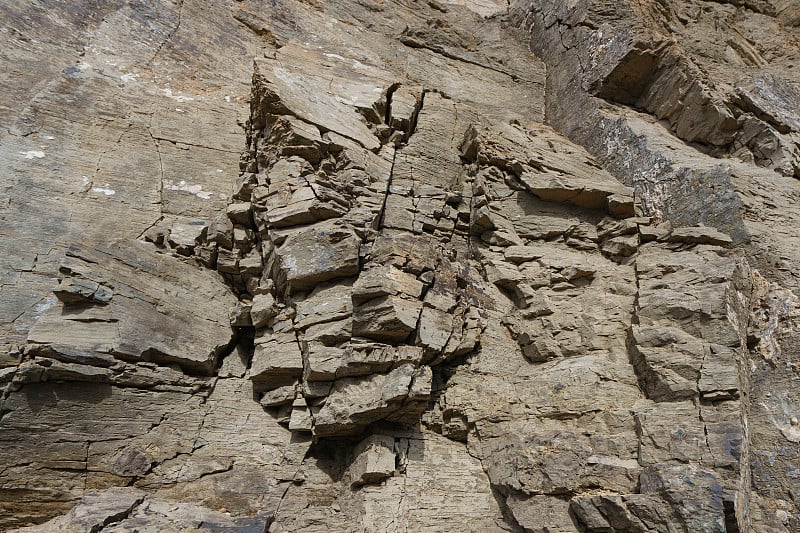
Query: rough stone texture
[[2, 0, 800, 532]]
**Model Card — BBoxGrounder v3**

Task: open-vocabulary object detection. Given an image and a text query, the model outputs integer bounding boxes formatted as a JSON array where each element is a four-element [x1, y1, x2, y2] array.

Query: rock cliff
[[1, 0, 799, 531]]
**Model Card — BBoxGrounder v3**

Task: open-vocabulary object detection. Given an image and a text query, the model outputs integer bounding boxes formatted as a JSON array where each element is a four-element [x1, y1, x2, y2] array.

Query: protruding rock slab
[[252, 44, 389, 151], [14, 486, 146, 533], [314, 364, 432, 436], [27, 241, 237, 374], [14, 487, 274, 533], [347, 434, 396, 486], [462, 121, 634, 214]]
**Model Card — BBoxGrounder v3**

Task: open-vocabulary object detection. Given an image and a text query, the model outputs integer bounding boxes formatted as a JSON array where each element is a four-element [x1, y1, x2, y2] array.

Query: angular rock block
[[347, 434, 396, 486], [314, 364, 431, 436], [273, 221, 361, 292], [352, 296, 423, 342]]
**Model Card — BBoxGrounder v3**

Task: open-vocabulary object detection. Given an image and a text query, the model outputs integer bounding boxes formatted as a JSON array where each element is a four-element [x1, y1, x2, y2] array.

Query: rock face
[[1, 0, 799, 531]]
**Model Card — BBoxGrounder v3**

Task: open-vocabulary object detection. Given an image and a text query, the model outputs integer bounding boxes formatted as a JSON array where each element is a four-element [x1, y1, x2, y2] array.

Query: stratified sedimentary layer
[[1, 0, 799, 532]]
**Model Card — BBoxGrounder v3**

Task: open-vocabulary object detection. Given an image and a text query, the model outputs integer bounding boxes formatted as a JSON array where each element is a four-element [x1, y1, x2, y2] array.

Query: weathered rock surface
[[2, 0, 800, 531]]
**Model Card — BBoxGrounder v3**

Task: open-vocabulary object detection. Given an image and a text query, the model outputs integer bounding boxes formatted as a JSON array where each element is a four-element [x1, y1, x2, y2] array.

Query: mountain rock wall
[[1, 0, 799, 531]]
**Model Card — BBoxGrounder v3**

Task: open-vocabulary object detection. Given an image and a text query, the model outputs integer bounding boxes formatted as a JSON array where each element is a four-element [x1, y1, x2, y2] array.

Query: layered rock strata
[[1, 0, 799, 532]]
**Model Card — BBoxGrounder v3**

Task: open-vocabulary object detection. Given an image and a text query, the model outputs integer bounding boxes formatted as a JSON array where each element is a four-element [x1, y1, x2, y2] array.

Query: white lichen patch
[[32, 295, 57, 319], [20, 150, 45, 159], [92, 184, 116, 196], [164, 179, 213, 200], [161, 88, 196, 103]]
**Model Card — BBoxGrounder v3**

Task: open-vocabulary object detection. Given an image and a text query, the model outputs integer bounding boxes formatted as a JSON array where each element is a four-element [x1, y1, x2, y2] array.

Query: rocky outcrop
[[1, 0, 799, 531]]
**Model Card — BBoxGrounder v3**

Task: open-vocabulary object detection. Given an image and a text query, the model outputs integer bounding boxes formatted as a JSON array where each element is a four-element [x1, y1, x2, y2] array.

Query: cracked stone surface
[[2, 0, 800, 531]]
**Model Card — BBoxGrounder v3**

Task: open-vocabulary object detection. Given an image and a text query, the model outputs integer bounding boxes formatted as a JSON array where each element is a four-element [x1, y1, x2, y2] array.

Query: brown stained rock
[[16, 487, 273, 532], [5, 0, 800, 530], [13, 487, 147, 533]]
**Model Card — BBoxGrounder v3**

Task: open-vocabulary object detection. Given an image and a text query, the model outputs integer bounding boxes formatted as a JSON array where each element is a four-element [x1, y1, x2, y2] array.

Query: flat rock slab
[[13, 486, 146, 533], [736, 71, 800, 134], [28, 241, 237, 374], [463, 121, 634, 212], [253, 43, 391, 151], [13, 487, 273, 533]]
